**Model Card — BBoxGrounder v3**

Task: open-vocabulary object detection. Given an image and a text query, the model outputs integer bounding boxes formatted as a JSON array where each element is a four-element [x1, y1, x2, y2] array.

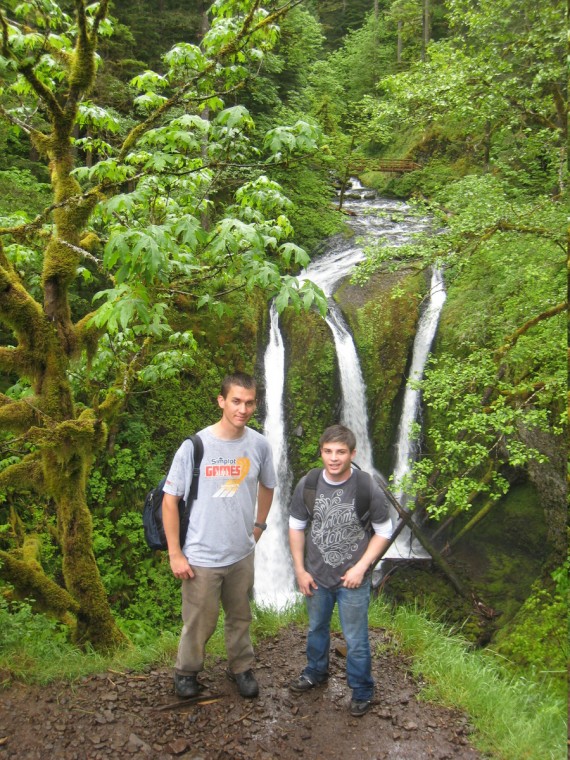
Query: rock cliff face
[[515, 425, 567, 563], [280, 307, 338, 480], [335, 266, 427, 474]]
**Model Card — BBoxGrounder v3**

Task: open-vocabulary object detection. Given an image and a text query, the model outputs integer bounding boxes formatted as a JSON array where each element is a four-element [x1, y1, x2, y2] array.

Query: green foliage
[[0, 592, 183, 683], [0, 169, 51, 218], [354, 171, 566, 518], [269, 160, 345, 251], [492, 574, 568, 692], [0, 595, 80, 684], [328, 12, 396, 104], [357, 0, 565, 192]]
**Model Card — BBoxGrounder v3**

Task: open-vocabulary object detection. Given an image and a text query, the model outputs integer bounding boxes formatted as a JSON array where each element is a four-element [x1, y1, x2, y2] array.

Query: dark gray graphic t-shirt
[[289, 470, 390, 589]]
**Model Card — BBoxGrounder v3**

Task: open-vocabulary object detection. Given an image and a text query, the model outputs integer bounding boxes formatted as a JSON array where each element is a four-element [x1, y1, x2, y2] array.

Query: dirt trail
[[0, 626, 486, 759]]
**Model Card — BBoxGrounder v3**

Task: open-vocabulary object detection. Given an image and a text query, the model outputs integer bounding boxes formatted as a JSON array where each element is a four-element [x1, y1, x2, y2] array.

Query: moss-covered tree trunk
[[0, 0, 125, 650]]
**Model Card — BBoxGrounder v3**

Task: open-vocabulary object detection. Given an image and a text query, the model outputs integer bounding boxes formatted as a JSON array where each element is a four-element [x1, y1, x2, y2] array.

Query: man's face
[[218, 384, 257, 429], [320, 441, 355, 482]]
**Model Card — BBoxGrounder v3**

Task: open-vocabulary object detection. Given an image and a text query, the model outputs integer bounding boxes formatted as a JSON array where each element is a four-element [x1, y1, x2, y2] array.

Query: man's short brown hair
[[220, 372, 257, 399], [319, 424, 356, 452]]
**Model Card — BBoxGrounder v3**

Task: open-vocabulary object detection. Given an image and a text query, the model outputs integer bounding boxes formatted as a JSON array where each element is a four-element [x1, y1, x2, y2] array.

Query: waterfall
[[379, 266, 447, 565], [254, 303, 296, 608], [392, 267, 447, 503], [325, 305, 374, 472], [255, 180, 434, 606]]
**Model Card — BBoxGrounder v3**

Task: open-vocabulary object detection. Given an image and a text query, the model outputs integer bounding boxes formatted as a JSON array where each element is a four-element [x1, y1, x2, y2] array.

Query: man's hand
[[296, 569, 318, 596], [341, 564, 366, 588], [169, 551, 195, 580]]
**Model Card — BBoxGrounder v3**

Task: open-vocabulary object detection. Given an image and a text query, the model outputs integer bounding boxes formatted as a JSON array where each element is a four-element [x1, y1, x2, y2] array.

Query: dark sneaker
[[289, 674, 325, 693], [350, 699, 371, 717], [227, 668, 259, 698], [174, 673, 203, 698]]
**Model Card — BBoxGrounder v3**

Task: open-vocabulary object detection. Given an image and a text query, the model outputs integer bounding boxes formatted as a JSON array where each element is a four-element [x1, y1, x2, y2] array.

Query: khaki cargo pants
[[175, 552, 255, 676]]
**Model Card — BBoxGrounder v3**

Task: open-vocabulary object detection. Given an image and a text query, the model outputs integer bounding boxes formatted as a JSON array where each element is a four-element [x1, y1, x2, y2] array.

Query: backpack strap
[[354, 469, 372, 533], [302, 468, 322, 518], [187, 433, 203, 501], [179, 434, 203, 532]]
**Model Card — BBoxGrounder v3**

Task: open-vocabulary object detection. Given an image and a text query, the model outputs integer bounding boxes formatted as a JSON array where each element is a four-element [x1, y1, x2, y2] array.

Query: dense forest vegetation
[[0, 0, 566, 713]]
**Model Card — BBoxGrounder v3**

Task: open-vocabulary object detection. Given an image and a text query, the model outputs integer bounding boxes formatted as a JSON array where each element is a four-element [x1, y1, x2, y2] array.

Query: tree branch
[[0, 550, 80, 616], [0, 261, 49, 364], [495, 301, 567, 360], [117, 1, 300, 161], [0, 452, 45, 494]]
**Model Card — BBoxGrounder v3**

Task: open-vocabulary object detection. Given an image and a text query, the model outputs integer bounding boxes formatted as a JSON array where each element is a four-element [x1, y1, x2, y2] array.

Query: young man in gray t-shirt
[[289, 424, 392, 717], [163, 373, 276, 700]]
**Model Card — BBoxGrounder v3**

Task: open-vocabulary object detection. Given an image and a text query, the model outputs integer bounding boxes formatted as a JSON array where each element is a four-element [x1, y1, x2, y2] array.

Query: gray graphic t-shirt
[[164, 426, 276, 567], [289, 470, 391, 588]]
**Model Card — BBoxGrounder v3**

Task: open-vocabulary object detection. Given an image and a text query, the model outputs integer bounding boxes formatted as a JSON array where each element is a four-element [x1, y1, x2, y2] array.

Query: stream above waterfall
[[254, 180, 438, 607]]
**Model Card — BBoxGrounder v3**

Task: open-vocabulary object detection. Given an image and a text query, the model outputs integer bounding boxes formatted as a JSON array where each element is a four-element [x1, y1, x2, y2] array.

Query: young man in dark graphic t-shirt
[[288, 425, 392, 717]]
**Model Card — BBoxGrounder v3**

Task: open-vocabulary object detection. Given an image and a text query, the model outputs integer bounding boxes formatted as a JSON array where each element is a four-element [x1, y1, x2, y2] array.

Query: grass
[[0, 597, 565, 760], [367, 599, 567, 760], [0, 596, 308, 687]]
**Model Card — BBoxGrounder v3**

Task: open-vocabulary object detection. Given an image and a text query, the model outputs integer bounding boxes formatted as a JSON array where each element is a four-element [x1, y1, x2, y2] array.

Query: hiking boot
[[350, 699, 371, 717], [226, 668, 259, 698], [174, 673, 203, 698], [289, 673, 327, 693]]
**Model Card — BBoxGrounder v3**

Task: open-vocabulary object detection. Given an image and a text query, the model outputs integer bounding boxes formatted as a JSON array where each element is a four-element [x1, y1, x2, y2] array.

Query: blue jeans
[[303, 582, 374, 701]]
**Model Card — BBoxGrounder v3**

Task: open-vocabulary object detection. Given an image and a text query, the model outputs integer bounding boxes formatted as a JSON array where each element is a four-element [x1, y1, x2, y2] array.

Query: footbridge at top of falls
[[349, 159, 422, 173]]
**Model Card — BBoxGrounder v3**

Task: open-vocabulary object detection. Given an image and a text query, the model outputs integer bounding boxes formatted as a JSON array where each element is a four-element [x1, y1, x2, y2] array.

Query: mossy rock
[[379, 561, 490, 645], [490, 577, 567, 698], [281, 307, 338, 481], [335, 267, 426, 473], [450, 482, 550, 627]]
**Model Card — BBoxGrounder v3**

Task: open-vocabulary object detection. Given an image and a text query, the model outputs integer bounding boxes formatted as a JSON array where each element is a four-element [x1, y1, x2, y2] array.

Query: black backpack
[[302, 466, 373, 532], [143, 434, 204, 551]]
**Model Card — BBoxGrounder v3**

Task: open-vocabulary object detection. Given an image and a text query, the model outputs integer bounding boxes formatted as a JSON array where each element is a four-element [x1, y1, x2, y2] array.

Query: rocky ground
[[0, 625, 487, 759]]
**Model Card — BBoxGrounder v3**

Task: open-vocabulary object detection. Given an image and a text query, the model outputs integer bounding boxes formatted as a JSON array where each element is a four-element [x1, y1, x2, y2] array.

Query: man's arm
[[341, 534, 390, 588], [253, 483, 273, 542], [163, 493, 194, 579], [289, 528, 318, 596]]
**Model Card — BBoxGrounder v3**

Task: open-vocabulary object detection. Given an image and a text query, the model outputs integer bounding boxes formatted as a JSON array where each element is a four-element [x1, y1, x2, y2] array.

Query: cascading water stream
[[254, 181, 435, 606], [380, 266, 447, 565], [392, 267, 447, 504], [254, 303, 296, 608], [325, 305, 374, 473]]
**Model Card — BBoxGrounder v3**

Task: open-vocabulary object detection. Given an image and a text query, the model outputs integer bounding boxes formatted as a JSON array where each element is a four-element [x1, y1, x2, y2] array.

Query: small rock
[[167, 737, 190, 754], [127, 732, 152, 754]]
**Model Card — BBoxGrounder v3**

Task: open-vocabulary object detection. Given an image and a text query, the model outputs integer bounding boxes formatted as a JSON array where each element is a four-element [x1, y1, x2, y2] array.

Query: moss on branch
[[0, 397, 42, 435], [0, 549, 80, 617], [0, 453, 45, 494]]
